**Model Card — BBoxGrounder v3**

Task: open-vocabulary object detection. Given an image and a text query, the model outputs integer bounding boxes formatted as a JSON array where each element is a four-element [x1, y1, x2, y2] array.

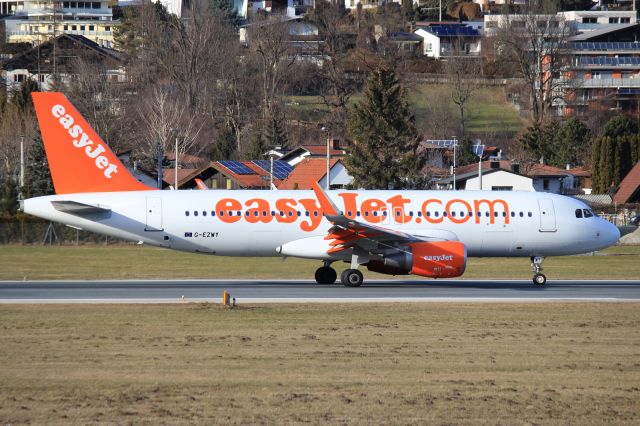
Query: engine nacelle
[[366, 241, 467, 278]]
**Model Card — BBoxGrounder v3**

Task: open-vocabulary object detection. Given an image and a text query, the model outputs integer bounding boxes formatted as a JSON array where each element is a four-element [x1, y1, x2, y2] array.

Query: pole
[[19, 135, 24, 189], [270, 156, 274, 190], [452, 137, 457, 191], [478, 157, 482, 190], [174, 136, 178, 190], [326, 135, 330, 191], [439, 0, 442, 22]]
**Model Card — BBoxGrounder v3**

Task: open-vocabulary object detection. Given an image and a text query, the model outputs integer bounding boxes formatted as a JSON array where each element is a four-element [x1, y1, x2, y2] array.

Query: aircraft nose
[[600, 219, 621, 247]]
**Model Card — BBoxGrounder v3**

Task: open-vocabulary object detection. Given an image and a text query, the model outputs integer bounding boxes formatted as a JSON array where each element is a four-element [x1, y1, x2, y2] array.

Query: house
[[613, 161, 640, 204], [1, 0, 116, 47], [559, 10, 636, 33], [1, 34, 124, 92], [414, 23, 481, 58], [209, 160, 294, 189], [287, 0, 312, 18], [527, 163, 579, 193], [554, 24, 640, 118], [239, 17, 324, 59], [278, 158, 353, 189], [162, 164, 220, 189], [378, 31, 423, 56], [278, 142, 346, 166], [436, 160, 534, 190]]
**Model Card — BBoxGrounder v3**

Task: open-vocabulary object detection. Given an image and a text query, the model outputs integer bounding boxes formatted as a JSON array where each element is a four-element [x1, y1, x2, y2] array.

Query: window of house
[[89, 25, 94, 31], [64, 24, 68, 30], [543, 179, 550, 190], [92, 1, 100, 7], [486, 21, 496, 28], [71, 24, 77, 30], [105, 26, 111, 32], [14, 74, 25, 82], [80, 25, 85, 31], [426, 43, 432, 52], [621, 17, 631, 23], [609, 17, 619, 24], [582, 17, 597, 24], [63, 1, 69, 6], [492, 186, 513, 190]]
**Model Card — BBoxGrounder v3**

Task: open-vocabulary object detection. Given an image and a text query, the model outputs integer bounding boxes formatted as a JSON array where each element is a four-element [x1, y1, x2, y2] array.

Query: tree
[[603, 115, 638, 138], [244, 126, 268, 160], [210, 126, 236, 161], [553, 117, 591, 167], [265, 113, 288, 150], [445, 57, 481, 136], [0, 176, 18, 217], [24, 134, 54, 198], [456, 137, 479, 167], [492, 0, 573, 124], [517, 120, 559, 164], [345, 65, 425, 189]]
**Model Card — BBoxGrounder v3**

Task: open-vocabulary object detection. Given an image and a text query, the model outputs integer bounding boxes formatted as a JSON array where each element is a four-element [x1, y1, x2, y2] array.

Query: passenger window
[[443, 212, 447, 217], [510, 212, 515, 217], [417, 211, 422, 217], [485, 212, 489, 217], [583, 209, 593, 218], [202, 211, 206, 216], [348, 211, 352, 216], [211, 211, 215, 216], [575, 209, 583, 218], [519, 212, 524, 217], [357, 211, 361, 217], [528, 212, 532, 217], [451, 211, 456, 217], [194, 211, 198, 217], [502, 212, 506, 217], [426, 211, 431, 217], [263, 211, 268, 217], [409, 211, 414, 217], [185, 211, 190, 216]]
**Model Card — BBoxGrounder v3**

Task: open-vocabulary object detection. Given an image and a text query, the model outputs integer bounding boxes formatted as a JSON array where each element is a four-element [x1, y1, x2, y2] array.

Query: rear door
[[145, 197, 163, 231], [537, 198, 556, 232]]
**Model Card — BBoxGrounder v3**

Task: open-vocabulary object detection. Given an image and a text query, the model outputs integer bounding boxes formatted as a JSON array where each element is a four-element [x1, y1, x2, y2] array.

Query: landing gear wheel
[[341, 269, 363, 287], [314, 266, 337, 284], [533, 273, 547, 286]]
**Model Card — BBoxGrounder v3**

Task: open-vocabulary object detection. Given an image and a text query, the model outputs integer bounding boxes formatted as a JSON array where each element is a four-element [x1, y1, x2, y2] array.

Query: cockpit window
[[575, 209, 583, 218], [583, 209, 593, 218]]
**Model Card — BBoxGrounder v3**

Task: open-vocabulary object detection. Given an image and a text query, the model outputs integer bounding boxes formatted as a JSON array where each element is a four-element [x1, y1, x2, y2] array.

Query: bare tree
[[248, 15, 297, 123], [444, 55, 482, 137], [492, 0, 573, 124], [139, 86, 204, 165]]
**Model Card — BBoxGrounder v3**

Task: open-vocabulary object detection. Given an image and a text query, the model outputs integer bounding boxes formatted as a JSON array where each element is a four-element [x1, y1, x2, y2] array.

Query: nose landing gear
[[531, 256, 547, 286]]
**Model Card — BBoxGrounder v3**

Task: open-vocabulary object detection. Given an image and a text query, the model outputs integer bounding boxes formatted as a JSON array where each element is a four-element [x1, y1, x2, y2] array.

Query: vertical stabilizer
[[32, 92, 154, 194]]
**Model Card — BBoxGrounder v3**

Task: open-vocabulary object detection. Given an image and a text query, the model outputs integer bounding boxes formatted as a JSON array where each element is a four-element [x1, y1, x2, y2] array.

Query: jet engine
[[366, 241, 467, 278]]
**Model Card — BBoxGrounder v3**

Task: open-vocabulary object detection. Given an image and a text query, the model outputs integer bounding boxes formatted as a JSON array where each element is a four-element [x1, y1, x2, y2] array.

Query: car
[[631, 215, 640, 226]]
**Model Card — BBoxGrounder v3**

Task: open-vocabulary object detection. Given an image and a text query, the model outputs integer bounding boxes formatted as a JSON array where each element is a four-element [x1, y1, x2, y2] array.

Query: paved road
[[0, 279, 639, 302]]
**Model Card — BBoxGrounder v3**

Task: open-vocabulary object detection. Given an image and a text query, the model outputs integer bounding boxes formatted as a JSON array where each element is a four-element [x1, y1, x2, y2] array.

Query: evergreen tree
[[244, 126, 268, 160], [24, 134, 54, 198], [9, 79, 39, 112], [631, 134, 640, 166], [598, 136, 612, 193], [517, 120, 559, 164], [209, 0, 239, 25], [345, 65, 424, 189], [265, 114, 288, 151], [210, 126, 236, 161], [590, 136, 602, 192], [0, 176, 18, 217], [603, 115, 638, 138], [553, 117, 591, 167], [456, 137, 478, 167]]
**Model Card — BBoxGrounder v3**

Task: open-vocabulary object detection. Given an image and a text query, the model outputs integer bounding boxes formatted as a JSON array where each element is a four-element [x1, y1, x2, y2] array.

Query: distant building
[[278, 157, 353, 189], [414, 23, 481, 58], [1, 0, 116, 47]]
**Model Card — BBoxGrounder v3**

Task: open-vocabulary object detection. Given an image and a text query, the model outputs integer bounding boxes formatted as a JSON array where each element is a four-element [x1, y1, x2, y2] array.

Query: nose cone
[[598, 219, 621, 249]]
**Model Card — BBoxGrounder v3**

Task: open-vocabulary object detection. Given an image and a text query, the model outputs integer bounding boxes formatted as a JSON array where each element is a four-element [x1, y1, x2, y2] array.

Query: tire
[[533, 273, 547, 286], [342, 269, 363, 287], [315, 267, 337, 284]]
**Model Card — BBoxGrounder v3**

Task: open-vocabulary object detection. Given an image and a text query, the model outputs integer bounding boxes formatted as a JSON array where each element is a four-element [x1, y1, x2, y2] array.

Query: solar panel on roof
[[219, 160, 255, 175], [251, 160, 293, 180]]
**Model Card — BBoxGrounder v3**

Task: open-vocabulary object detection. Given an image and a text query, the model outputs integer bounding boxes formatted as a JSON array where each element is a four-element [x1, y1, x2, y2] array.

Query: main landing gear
[[314, 262, 364, 287], [531, 256, 547, 286]]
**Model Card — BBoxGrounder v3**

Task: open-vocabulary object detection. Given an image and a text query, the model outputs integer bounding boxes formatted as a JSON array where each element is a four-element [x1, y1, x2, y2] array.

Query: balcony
[[578, 78, 640, 88]]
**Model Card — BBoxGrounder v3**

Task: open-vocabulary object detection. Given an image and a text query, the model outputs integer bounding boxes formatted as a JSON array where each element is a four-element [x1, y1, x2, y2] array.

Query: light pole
[[174, 135, 179, 190], [322, 126, 330, 191], [452, 136, 457, 191]]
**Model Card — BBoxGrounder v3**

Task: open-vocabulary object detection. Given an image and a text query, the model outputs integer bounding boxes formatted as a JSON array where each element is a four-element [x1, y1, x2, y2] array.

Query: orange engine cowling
[[366, 241, 467, 279]]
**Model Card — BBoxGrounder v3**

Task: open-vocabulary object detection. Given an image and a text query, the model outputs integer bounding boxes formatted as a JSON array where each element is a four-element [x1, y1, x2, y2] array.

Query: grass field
[[1, 303, 639, 424], [0, 244, 639, 281], [287, 84, 525, 139]]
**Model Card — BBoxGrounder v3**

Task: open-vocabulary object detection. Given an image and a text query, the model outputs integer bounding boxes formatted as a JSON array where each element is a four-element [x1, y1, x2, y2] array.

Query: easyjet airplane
[[21, 92, 620, 286]]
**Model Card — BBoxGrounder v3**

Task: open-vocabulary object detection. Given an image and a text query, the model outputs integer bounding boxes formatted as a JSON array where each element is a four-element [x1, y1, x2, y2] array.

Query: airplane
[[21, 92, 621, 287]]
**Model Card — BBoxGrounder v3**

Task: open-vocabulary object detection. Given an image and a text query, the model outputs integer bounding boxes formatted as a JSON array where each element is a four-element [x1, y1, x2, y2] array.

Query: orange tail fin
[[32, 92, 154, 194]]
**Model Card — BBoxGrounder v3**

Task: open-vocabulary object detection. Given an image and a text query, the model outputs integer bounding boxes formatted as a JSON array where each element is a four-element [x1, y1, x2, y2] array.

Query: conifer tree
[[265, 114, 288, 151], [244, 126, 268, 160], [210, 126, 236, 161], [590, 136, 602, 192], [0, 176, 18, 217], [24, 134, 54, 198], [345, 65, 424, 189]]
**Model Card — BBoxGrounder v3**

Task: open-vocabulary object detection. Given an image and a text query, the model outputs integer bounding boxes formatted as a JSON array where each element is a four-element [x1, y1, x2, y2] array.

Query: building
[[559, 10, 636, 33], [278, 157, 353, 189], [414, 23, 481, 58], [1, 0, 116, 47], [614, 161, 640, 204], [277, 142, 345, 166], [1, 33, 124, 92], [556, 24, 640, 117]]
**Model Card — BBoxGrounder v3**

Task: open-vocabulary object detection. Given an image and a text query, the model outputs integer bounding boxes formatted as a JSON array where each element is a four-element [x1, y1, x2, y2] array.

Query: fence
[[0, 217, 128, 245]]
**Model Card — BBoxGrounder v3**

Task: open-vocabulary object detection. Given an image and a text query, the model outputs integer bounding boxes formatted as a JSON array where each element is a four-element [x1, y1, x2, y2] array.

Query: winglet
[[32, 92, 154, 194], [310, 180, 340, 216]]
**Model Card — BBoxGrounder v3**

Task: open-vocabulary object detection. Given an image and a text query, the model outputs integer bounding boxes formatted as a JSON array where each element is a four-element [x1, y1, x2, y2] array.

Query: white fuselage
[[23, 189, 620, 260]]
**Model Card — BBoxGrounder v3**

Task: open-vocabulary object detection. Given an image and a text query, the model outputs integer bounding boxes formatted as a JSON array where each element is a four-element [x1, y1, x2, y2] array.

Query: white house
[[414, 24, 481, 58]]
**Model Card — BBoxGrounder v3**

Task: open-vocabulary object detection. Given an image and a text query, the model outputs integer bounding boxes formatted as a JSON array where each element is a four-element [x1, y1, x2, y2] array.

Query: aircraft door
[[537, 198, 556, 232], [145, 197, 163, 231]]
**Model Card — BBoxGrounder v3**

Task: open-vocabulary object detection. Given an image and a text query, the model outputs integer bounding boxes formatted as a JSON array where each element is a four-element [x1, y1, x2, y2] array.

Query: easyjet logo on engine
[[212, 193, 509, 232], [423, 255, 454, 261], [51, 104, 118, 179]]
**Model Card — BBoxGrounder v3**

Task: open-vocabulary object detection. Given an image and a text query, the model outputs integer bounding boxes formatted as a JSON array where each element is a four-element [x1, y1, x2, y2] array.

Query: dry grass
[[0, 303, 638, 424], [0, 244, 639, 281]]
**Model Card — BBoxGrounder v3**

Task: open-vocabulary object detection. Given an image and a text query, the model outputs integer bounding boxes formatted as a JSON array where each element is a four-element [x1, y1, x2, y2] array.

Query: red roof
[[568, 167, 591, 177], [526, 163, 571, 177], [212, 161, 272, 188], [278, 158, 341, 190], [455, 160, 512, 176], [302, 145, 346, 156], [614, 161, 640, 204], [164, 152, 207, 166]]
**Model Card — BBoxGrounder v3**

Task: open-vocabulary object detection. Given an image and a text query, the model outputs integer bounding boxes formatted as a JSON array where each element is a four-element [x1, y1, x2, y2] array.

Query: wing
[[310, 181, 457, 256]]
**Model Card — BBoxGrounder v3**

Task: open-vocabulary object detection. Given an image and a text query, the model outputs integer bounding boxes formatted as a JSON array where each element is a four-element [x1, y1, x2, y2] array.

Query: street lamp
[[321, 126, 330, 191], [452, 136, 457, 191]]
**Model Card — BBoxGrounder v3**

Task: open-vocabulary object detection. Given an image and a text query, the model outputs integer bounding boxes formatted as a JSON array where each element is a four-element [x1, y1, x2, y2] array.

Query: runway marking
[[1, 298, 639, 304]]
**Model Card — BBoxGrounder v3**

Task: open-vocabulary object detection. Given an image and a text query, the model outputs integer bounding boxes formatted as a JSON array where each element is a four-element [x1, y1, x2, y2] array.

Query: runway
[[0, 279, 639, 303]]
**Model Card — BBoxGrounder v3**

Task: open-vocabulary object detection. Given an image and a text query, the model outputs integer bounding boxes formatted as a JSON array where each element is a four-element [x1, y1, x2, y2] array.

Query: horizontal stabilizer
[[51, 200, 111, 215]]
